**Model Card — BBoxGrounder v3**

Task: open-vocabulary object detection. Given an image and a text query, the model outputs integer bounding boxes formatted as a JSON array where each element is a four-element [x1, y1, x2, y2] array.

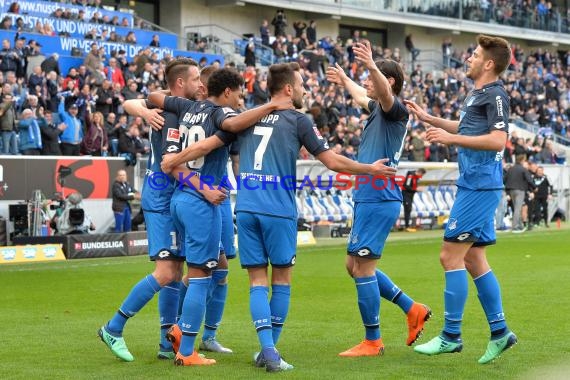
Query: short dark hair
[[375, 59, 404, 96], [267, 62, 300, 96], [207, 68, 244, 97], [164, 58, 198, 88], [200, 66, 218, 88], [476, 34, 511, 75]]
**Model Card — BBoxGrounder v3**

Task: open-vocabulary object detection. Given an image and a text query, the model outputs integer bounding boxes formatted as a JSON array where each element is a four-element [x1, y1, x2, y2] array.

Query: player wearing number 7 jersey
[[147, 68, 292, 367], [162, 62, 397, 372]]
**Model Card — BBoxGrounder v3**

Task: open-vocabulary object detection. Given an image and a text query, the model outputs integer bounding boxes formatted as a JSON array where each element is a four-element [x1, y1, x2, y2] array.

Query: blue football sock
[[474, 270, 507, 336], [108, 274, 161, 335], [203, 269, 229, 341], [179, 277, 211, 356], [177, 280, 188, 322], [270, 284, 291, 345], [355, 276, 381, 341], [375, 269, 414, 313], [250, 286, 274, 350], [158, 281, 180, 350], [443, 269, 468, 337]]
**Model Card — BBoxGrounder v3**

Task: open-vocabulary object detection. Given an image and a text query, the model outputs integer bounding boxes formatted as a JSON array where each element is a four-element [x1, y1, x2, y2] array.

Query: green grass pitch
[[1, 227, 570, 379]]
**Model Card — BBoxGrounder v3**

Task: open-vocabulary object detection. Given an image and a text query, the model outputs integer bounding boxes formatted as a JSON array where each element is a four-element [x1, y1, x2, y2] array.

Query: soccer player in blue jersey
[[98, 58, 202, 362], [162, 62, 397, 371], [405, 35, 517, 364], [148, 68, 291, 366], [326, 42, 432, 357]]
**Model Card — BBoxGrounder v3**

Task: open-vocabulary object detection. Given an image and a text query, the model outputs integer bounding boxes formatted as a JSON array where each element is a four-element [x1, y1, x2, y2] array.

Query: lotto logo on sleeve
[[166, 128, 180, 143]]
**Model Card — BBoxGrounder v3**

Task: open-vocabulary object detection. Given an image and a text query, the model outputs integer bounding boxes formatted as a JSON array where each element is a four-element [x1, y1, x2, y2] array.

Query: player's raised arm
[[404, 99, 460, 134], [326, 63, 371, 111], [147, 90, 173, 110], [316, 150, 397, 176], [161, 135, 225, 173], [123, 99, 165, 130], [220, 97, 292, 133], [353, 40, 394, 113]]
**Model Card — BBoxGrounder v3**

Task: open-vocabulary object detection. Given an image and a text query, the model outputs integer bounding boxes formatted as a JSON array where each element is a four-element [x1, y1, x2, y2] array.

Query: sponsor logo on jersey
[[313, 126, 323, 138], [166, 128, 180, 143], [456, 233, 471, 241], [496, 96, 503, 117], [494, 121, 506, 129], [448, 218, 457, 230]]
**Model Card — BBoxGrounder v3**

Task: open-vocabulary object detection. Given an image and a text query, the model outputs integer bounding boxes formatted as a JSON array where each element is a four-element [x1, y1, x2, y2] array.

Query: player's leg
[[173, 196, 220, 366], [415, 188, 487, 356], [201, 198, 235, 353], [201, 252, 232, 353], [465, 207, 517, 364], [341, 202, 394, 357], [261, 215, 296, 348], [99, 212, 181, 362]]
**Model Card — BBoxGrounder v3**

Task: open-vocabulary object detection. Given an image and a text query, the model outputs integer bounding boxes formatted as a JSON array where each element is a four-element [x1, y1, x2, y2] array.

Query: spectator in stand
[[84, 44, 102, 74], [90, 11, 104, 24], [260, 19, 271, 47], [18, 108, 43, 155], [121, 80, 142, 101], [45, 71, 59, 112], [15, 17, 33, 33], [442, 37, 453, 67], [306, 20, 317, 45], [39, 110, 65, 155], [58, 98, 84, 156], [118, 122, 146, 165], [41, 54, 60, 76], [0, 16, 13, 30], [0, 39, 18, 75], [244, 42, 256, 67], [82, 108, 109, 156], [28, 66, 45, 96], [8, 2, 20, 14], [149, 35, 160, 47], [105, 58, 126, 87], [95, 79, 114, 116], [110, 15, 120, 26], [121, 17, 130, 27], [252, 77, 269, 106], [271, 9, 288, 37], [293, 20, 307, 38], [0, 93, 17, 154], [125, 31, 137, 45], [405, 34, 421, 65]]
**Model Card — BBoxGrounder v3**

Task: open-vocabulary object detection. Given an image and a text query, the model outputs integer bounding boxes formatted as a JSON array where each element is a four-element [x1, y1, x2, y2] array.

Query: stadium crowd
[[0, 10, 568, 164]]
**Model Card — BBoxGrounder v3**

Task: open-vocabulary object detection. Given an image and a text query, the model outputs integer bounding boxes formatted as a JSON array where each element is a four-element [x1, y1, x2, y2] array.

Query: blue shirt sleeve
[[297, 114, 329, 156], [487, 89, 509, 132], [161, 111, 182, 155], [212, 107, 237, 145], [383, 96, 409, 122], [163, 96, 193, 114]]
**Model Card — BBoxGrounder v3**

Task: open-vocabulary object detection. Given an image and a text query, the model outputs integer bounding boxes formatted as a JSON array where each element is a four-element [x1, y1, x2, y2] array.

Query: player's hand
[[353, 40, 375, 71], [326, 63, 348, 86], [143, 107, 164, 131], [369, 158, 397, 177], [403, 100, 431, 123], [270, 97, 293, 111], [161, 155, 177, 173], [426, 127, 454, 146], [201, 187, 227, 206]]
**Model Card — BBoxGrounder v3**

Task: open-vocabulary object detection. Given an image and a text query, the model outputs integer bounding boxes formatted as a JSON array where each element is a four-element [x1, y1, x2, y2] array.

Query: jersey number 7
[[253, 126, 273, 171]]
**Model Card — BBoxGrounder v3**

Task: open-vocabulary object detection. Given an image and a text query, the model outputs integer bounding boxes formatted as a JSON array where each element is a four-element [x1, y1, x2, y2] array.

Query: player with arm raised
[[98, 58, 202, 362], [407, 35, 517, 364], [326, 41, 431, 358], [234, 62, 396, 372]]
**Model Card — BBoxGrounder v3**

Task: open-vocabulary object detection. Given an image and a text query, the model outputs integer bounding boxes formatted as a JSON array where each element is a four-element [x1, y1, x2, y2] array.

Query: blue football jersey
[[141, 110, 179, 213], [353, 97, 409, 203], [163, 97, 236, 198], [456, 81, 508, 190], [236, 110, 329, 219]]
